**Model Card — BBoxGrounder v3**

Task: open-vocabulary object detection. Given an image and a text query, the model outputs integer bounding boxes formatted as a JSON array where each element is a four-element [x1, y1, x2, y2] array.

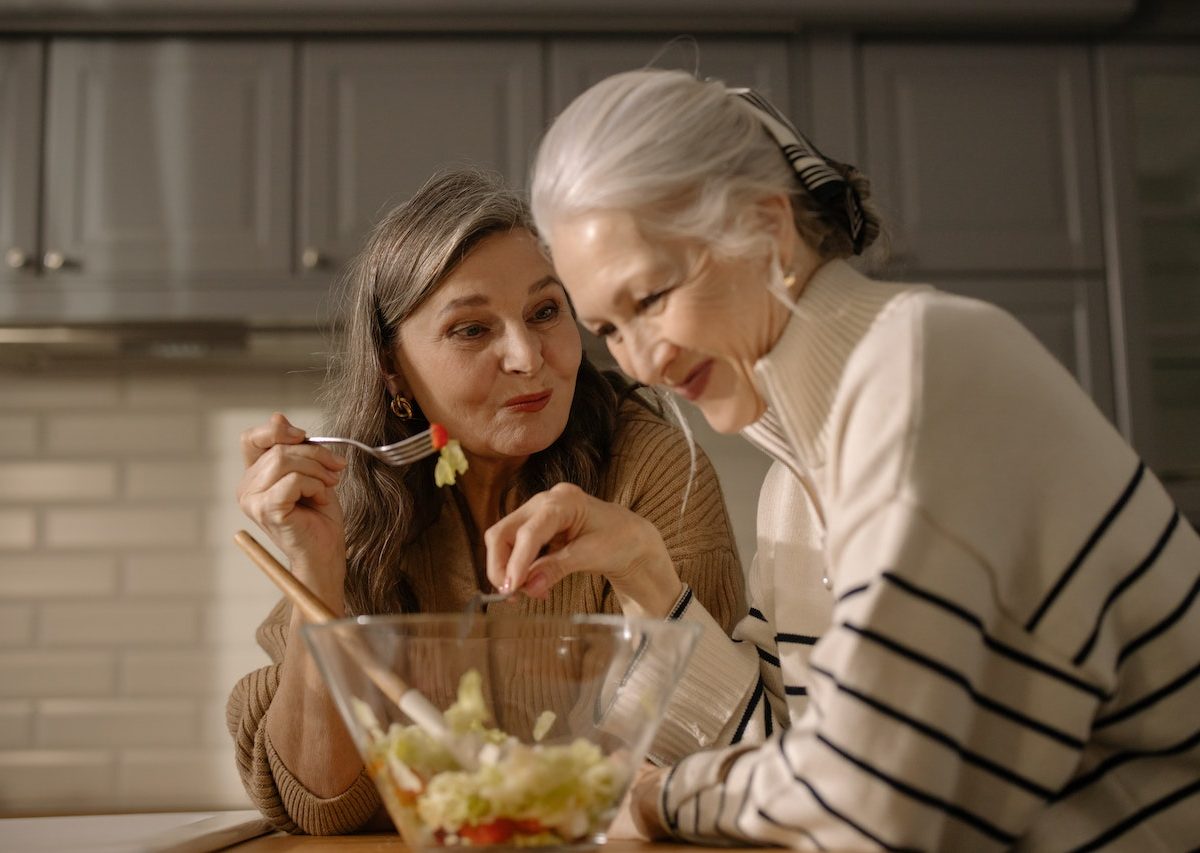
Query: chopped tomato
[[430, 422, 449, 450], [456, 818, 549, 845], [458, 819, 515, 845]]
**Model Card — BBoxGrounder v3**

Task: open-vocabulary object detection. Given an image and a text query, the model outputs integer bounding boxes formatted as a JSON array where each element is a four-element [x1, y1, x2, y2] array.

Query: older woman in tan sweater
[[227, 169, 745, 835]]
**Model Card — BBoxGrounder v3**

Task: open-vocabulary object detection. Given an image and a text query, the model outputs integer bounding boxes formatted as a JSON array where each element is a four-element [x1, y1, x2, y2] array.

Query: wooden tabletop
[[230, 836, 742, 852]]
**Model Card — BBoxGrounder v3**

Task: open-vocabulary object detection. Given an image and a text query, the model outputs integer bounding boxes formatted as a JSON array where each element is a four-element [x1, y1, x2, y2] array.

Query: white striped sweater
[[650, 260, 1200, 851]]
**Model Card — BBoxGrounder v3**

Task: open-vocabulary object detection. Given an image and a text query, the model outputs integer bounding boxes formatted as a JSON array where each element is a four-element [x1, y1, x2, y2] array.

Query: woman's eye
[[636, 288, 670, 313], [593, 323, 619, 341], [452, 323, 487, 339], [531, 302, 560, 323]]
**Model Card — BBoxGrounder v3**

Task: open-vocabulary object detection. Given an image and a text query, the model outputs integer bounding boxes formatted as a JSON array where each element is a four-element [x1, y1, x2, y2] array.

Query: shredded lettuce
[[362, 669, 625, 846]]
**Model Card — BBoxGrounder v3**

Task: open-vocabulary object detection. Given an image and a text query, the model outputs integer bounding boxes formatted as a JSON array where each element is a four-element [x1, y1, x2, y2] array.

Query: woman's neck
[[456, 452, 529, 532]]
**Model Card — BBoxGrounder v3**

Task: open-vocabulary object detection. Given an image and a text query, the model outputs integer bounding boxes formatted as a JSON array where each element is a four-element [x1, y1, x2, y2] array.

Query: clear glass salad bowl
[[303, 613, 700, 850]]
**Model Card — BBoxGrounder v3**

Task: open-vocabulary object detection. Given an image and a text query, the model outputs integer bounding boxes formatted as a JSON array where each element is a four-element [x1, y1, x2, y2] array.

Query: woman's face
[[392, 229, 582, 463], [549, 209, 788, 434]]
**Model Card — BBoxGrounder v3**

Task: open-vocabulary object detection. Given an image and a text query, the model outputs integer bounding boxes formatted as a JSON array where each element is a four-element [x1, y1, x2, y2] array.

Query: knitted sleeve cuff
[[648, 595, 762, 765], [261, 726, 381, 836]]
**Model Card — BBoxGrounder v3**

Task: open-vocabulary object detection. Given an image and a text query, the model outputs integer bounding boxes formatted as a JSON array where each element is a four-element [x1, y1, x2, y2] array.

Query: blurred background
[[0, 0, 1197, 816]]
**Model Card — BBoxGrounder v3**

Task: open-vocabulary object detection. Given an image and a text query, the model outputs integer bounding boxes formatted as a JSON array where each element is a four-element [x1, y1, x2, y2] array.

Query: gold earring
[[781, 269, 797, 289], [389, 394, 415, 419]]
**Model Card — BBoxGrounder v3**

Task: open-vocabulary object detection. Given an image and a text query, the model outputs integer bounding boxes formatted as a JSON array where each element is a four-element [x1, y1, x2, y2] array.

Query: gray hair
[[531, 69, 880, 263], [322, 168, 629, 615]]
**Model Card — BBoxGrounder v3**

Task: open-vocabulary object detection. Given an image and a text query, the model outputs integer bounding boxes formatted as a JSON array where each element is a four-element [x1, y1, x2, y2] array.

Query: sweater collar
[[742, 259, 920, 471]]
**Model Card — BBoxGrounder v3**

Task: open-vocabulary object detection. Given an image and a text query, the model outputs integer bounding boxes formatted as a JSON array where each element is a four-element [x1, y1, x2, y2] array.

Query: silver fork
[[306, 427, 437, 466]]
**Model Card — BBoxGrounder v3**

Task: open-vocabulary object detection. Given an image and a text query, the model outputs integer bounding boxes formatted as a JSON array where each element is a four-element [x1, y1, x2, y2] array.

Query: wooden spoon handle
[[232, 530, 468, 763], [233, 530, 336, 624]]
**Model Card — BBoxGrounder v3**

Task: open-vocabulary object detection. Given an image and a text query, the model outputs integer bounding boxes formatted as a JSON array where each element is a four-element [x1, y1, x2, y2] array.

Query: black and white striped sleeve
[[660, 502, 1108, 851]]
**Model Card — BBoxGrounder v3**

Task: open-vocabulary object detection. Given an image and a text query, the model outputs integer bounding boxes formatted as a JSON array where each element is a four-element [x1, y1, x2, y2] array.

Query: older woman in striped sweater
[[486, 69, 1200, 850]]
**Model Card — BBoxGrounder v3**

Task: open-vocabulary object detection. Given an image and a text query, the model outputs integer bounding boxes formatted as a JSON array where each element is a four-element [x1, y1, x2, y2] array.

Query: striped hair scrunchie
[[729, 87, 867, 255]]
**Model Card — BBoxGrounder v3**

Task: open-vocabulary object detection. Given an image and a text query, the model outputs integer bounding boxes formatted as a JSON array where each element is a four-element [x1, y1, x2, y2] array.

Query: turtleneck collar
[[741, 259, 925, 473]]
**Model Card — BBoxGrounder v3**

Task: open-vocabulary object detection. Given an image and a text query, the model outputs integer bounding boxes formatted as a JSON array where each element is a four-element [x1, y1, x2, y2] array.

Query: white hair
[[531, 69, 880, 264]]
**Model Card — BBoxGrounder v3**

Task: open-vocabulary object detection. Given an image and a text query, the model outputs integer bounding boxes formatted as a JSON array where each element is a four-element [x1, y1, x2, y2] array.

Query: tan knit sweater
[[225, 404, 746, 835]]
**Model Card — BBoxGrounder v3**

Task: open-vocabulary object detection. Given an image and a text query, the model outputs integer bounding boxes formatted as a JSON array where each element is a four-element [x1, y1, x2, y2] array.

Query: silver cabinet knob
[[43, 250, 67, 270], [301, 247, 324, 269], [4, 248, 31, 269]]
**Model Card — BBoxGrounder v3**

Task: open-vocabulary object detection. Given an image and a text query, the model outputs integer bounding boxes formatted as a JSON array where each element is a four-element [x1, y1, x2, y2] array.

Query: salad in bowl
[[303, 614, 699, 849]]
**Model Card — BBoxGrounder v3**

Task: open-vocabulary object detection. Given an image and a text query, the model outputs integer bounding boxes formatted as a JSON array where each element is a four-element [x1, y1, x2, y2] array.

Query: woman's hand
[[237, 412, 348, 603], [483, 483, 683, 619]]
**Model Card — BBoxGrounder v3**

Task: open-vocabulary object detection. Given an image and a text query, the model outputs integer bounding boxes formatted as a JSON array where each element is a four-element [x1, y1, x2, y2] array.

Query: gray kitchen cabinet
[[1098, 44, 1200, 522], [10, 39, 294, 322], [862, 43, 1103, 274], [298, 40, 543, 279], [0, 39, 42, 291], [43, 39, 293, 280], [858, 42, 1114, 419], [549, 37, 792, 115]]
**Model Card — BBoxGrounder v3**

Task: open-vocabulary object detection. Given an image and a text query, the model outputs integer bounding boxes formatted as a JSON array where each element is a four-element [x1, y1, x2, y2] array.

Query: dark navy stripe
[[1027, 462, 1145, 631], [845, 623, 1085, 749], [1094, 660, 1200, 729], [1118, 571, 1200, 666], [757, 808, 826, 850], [816, 733, 1017, 844], [763, 691, 774, 737], [785, 684, 809, 696], [883, 572, 1109, 700], [662, 760, 681, 832], [756, 646, 781, 667], [731, 677, 765, 744], [1073, 512, 1180, 665], [776, 737, 922, 853], [809, 663, 1054, 799], [1058, 726, 1200, 799], [776, 632, 819, 645], [667, 585, 693, 621], [838, 582, 870, 603], [748, 606, 768, 622], [1070, 777, 1200, 853]]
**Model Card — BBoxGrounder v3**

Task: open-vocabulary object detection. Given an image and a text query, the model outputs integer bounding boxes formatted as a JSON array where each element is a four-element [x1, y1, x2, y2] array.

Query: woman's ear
[[378, 351, 404, 397], [756, 195, 796, 261]]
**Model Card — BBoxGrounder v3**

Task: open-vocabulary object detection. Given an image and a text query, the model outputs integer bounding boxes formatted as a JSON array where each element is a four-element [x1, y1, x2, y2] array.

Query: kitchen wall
[[0, 358, 323, 814], [0, 352, 769, 815]]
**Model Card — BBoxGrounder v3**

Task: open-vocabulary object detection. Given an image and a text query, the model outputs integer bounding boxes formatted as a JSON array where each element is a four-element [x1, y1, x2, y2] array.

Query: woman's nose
[[501, 326, 543, 374], [620, 326, 677, 387]]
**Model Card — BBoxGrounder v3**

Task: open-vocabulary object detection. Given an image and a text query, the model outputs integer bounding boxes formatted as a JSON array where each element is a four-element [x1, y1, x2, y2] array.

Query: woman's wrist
[[613, 523, 684, 619]]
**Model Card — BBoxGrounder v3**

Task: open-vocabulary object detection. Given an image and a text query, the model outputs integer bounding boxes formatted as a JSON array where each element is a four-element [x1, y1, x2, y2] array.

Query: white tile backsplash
[[0, 360, 319, 814], [0, 603, 34, 646], [44, 413, 200, 456], [43, 507, 202, 549], [0, 509, 36, 549], [0, 357, 768, 817], [0, 652, 117, 698], [0, 462, 118, 502], [0, 701, 33, 749], [37, 699, 198, 749], [39, 602, 200, 646], [0, 415, 38, 456], [0, 555, 118, 598]]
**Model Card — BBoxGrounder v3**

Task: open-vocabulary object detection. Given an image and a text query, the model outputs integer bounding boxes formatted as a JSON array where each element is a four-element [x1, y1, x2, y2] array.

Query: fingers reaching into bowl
[[237, 412, 348, 599], [483, 482, 684, 620]]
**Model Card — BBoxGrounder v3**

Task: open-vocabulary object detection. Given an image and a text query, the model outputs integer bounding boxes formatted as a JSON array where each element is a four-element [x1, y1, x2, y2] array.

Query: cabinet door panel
[[863, 44, 1102, 273], [43, 40, 292, 281], [299, 40, 542, 275], [0, 40, 42, 287], [549, 37, 791, 115], [1099, 45, 1200, 488]]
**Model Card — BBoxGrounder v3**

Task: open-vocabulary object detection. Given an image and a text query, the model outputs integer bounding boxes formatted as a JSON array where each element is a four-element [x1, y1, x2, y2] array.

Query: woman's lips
[[673, 360, 713, 401], [504, 391, 552, 412]]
